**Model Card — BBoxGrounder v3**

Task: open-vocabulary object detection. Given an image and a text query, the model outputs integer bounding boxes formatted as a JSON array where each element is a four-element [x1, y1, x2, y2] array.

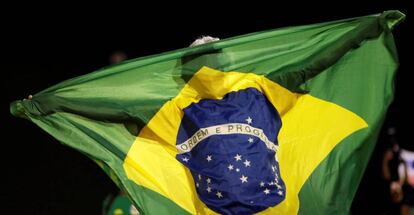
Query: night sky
[[2, 3, 412, 214]]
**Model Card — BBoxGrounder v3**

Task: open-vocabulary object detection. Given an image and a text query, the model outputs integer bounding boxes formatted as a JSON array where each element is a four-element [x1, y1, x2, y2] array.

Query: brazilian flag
[[10, 11, 405, 214]]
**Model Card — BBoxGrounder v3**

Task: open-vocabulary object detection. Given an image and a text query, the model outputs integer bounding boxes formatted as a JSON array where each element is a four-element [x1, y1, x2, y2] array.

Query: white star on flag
[[243, 160, 251, 167], [248, 137, 254, 143], [206, 155, 212, 162], [196, 183, 199, 187], [206, 178, 211, 184], [228, 164, 234, 171], [278, 190, 283, 196], [206, 186, 212, 193], [245, 116, 253, 124], [182, 157, 189, 162], [198, 174, 202, 180], [240, 175, 248, 183], [236, 168, 240, 172], [216, 191, 223, 198], [260, 181, 265, 187], [234, 154, 242, 161], [264, 188, 270, 195]]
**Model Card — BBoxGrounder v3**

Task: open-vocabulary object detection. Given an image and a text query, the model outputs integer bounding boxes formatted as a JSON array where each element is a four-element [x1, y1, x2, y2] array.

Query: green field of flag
[[11, 10, 404, 214]]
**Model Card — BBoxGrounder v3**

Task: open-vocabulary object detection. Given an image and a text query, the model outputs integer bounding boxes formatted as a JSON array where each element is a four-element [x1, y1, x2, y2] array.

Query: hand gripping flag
[[10, 11, 405, 215]]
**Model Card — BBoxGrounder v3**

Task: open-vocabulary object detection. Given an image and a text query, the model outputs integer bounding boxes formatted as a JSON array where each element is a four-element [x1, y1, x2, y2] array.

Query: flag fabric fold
[[11, 10, 404, 215]]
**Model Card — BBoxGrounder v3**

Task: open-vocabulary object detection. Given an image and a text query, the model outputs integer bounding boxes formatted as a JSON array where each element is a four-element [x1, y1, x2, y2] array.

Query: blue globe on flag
[[176, 88, 286, 214]]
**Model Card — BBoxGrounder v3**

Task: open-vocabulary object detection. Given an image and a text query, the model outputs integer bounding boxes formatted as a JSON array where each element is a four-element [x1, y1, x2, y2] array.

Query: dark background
[[2, 2, 412, 214]]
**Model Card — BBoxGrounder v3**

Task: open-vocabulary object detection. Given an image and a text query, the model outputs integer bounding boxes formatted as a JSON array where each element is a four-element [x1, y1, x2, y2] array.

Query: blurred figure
[[383, 127, 404, 205], [109, 51, 128, 64], [399, 148, 414, 215], [383, 127, 414, 215]]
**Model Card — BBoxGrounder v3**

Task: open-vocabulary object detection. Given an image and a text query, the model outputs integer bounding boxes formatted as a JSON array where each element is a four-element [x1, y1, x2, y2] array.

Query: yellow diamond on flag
[[124, 66, 367, 214]]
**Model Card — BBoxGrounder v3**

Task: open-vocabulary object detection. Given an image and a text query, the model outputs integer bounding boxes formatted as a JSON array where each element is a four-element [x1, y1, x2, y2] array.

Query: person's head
[[189, 36, 220, 47], [175, 36, 222, 83]]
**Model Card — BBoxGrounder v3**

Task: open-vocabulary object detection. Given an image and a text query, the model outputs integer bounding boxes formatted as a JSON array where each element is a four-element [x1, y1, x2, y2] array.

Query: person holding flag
[[11, 11, 405, 214]]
